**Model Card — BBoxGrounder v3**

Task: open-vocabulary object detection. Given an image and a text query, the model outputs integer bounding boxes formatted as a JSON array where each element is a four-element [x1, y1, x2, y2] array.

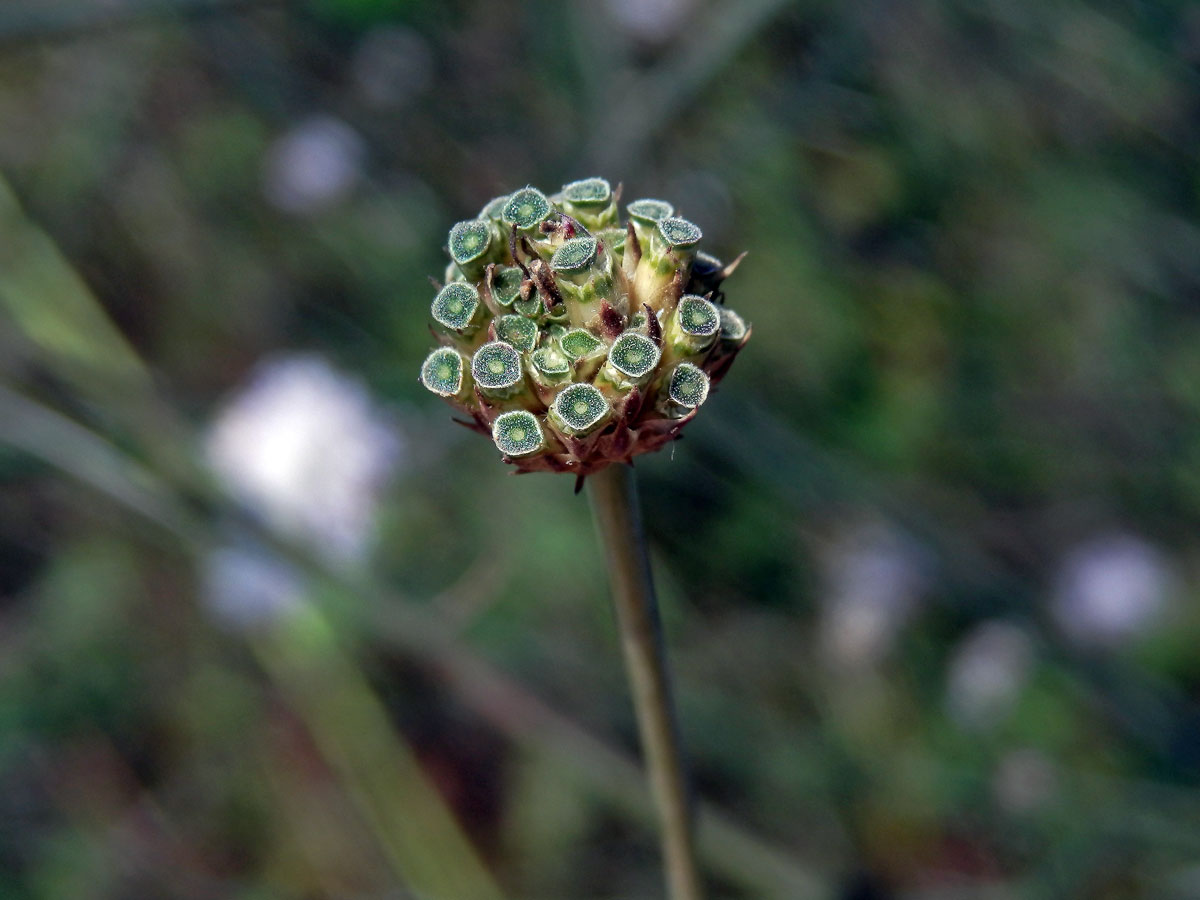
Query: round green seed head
[[550, 237, 598, 273], [420, 347, 465, 397], [627, 198, 674, 224], [607, 332, 660, 379], [678, 295, 720, 338], [502, 187, 552, 230], [532, 345, 571, 377], [448, 219, 491, 266], [656, 216, 703, 250], [431, 282, 480, 331], [560, 177, 612, 206], [492, 410, 544, 458], [668, 363, 710, 409], [551, 383, 610, 435], [560, 328, 603, 359], [495, 314, 538, 352], [471, 341, 523, 391], [719, 306, 747, 342], [491, 266, 524, 307]]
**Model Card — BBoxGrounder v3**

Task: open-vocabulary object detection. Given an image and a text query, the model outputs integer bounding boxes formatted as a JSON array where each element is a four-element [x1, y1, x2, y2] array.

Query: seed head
[[419, 179, 751, 478]]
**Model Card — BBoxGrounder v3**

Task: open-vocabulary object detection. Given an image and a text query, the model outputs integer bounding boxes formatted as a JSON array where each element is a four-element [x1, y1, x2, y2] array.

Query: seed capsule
[[472, 341, 524, 398], [550, 383, 611, 436], [492, 410, 545, 458]]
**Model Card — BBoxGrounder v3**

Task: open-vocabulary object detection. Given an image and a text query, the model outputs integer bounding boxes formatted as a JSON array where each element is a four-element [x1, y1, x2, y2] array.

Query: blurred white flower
[[992, 748, 1057, 815], [818, 521, 930, 669], [351, 27, 434, 109], [205, 355, 402, 565], [945, 621, 1034, 731], [1051, 533, 1174, 648], [262, 116, 365, 215], [201, 542, 306, 632], [605, 0, 695, 44]]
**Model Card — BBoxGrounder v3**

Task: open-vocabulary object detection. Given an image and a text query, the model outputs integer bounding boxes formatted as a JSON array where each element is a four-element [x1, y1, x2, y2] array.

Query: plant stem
[[588, 463, 705, 900]]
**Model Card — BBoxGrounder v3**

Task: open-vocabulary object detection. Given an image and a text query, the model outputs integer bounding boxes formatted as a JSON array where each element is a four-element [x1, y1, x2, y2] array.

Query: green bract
[[419, 179, 750, 478]]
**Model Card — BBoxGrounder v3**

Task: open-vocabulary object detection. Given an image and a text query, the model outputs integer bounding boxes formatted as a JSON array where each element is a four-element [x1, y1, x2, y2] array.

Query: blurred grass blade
[[0, 174, 151, 393], [0, 382, 190, 539], [255, 607, 507, 900]]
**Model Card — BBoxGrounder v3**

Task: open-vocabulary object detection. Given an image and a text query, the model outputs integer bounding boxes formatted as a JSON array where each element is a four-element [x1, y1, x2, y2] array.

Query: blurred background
[[2, 0, 1200, 897]]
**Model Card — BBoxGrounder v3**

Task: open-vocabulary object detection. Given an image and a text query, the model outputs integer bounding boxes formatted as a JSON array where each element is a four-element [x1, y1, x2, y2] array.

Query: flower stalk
[[588, 463, 705, 900]]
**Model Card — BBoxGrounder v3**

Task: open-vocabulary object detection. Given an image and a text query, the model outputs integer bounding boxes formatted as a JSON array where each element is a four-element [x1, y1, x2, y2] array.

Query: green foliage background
[[2, 0, 1200, 897]]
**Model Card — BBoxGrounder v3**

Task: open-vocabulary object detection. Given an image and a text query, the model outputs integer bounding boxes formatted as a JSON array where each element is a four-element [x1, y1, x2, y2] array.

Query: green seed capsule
[[494, 314, 538, 352], [600, 332, 661, 391], [561, 177, 611, 206], [492, 410, 545, 458], [448, 219, 492, 276], [667, 294, 720, 355], [502, 187, 552, 233], [550, 237, 599, 274], [550, 382, 611, 436], [654, 216, 702, 254], [420, 347, 469, 398], [472, 341, 524, 397], [432, 282, 483, 333], [560, 177, 617, 230], [531, 344, 571, 386], [491, 266, 524, 307], [667, 362, 710, 411], [560, 328, 604, 359], [513, 296, 543, 318], [627, 198, 674, 225], [626, 198, 675, 247]]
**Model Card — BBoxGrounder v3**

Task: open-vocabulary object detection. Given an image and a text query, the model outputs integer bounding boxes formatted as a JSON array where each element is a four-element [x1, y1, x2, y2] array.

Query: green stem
[[588, 464, 705, 900]]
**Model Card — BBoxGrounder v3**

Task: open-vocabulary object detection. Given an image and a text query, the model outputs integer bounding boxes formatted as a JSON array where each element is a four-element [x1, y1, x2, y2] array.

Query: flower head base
[[420, 179, 750, 484]]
